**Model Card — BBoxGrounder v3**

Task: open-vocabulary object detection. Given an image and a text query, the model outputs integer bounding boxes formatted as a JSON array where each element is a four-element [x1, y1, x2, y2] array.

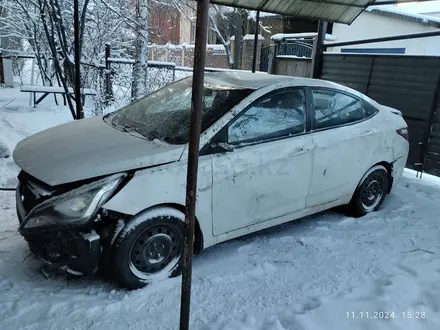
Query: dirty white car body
[[104, 75, 408, 241], [13, 72, 409, 289]]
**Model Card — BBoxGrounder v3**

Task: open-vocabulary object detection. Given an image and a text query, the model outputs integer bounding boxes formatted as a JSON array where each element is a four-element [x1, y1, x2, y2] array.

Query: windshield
[[104, 77, 253, 144]]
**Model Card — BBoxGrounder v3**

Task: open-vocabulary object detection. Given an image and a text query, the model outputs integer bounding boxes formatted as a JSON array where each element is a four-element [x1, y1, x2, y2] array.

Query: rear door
[[307, 88, 379, 207], [209, 87, 315, 236]]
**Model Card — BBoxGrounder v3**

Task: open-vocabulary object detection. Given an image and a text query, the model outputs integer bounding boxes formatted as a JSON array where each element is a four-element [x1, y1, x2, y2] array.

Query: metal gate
[[260, 44, 271, 72], [278, 39, 314, 58]]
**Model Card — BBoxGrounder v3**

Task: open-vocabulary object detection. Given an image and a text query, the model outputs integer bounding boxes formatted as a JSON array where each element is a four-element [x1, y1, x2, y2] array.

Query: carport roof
[[209, 0, 376, 24]]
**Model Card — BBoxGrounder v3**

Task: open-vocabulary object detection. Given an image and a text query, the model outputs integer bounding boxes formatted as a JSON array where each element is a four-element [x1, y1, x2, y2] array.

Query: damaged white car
[[13, 72, 409, 289]]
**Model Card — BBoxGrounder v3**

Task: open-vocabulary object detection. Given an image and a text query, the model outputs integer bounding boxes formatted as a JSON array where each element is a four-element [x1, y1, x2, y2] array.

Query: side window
[[228, 89, 306, 145], [312, 89, 366, 130]]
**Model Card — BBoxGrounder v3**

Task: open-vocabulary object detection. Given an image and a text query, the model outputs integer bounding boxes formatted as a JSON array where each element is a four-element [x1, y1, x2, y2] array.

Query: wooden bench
[[20, 85, 97, 108]]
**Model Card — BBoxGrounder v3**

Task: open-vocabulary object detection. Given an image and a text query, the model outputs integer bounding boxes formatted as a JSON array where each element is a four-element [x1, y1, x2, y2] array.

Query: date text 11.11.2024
[[346, 311, 426, 319]]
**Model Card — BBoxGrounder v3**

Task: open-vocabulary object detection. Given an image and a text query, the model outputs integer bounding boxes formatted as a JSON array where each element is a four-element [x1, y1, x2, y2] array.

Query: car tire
[[111, 207, 185, 290], [348, 165, 389, 218]]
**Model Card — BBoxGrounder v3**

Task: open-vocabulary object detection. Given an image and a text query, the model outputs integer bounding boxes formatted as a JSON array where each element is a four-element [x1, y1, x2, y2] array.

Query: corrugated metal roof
[[209, 0, 377, 24], [367, 6, 440, 28]]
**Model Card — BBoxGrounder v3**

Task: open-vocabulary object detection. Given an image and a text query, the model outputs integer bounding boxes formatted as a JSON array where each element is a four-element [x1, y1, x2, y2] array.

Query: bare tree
[[132, 0, 148, 100], [1, 0, 137, 115]]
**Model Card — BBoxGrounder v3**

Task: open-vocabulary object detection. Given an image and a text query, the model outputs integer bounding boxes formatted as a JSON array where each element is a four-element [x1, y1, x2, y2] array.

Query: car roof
[[203, 71, 348, 91]]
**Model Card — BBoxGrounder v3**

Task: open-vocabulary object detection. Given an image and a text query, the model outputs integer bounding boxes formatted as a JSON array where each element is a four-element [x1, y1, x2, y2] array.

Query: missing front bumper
[[22, 229, 101, 276], [16, 182, 102, 276]]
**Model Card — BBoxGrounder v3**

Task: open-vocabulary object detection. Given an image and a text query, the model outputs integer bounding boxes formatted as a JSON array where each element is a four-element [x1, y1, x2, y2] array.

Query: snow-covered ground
[[0, 86, 72, 188], [1, 87, 440, 329]]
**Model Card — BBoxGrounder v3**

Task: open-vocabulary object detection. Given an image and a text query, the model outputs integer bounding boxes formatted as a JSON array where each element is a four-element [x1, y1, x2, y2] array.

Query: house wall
[[259, 17, 284, 43], [331, 12, 440, 55], [149, 4, 181, 44], [180, 16, 192, 44]]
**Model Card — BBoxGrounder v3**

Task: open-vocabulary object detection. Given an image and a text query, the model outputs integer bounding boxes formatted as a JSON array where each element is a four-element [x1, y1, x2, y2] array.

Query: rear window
[[364, 101, 380, 118], [312, 89, 366, 130]]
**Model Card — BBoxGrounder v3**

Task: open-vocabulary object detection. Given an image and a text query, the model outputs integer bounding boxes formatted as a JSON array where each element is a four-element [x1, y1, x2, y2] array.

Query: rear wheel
[[111, 207, 185, 290], [348, 165, 389, 217]]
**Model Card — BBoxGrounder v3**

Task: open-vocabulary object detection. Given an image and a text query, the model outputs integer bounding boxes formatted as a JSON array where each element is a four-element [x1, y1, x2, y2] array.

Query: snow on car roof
[[203, 71, 350, 91]]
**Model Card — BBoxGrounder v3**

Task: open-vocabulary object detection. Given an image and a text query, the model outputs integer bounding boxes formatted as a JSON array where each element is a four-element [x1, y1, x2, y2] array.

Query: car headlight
[[22, 174, 126, 230]]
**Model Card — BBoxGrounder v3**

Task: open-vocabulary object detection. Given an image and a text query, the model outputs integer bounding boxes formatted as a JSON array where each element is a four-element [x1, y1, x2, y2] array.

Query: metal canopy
[[209, 0, 376, 24]]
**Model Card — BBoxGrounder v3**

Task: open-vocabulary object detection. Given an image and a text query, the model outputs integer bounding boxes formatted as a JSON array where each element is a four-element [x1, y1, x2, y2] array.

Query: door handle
[[288, 146, 307, 157], [360, 129, 374, 137]]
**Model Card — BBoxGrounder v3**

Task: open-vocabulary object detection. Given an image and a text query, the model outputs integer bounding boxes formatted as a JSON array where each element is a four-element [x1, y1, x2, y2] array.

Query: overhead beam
[[371, 0, 438, 5], [210, 0, 367, 10], [325, 30, 440, 48]]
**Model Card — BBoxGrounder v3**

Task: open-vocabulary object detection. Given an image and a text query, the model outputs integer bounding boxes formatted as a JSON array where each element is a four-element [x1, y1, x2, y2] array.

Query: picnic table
[[20, 85, 97, 107]]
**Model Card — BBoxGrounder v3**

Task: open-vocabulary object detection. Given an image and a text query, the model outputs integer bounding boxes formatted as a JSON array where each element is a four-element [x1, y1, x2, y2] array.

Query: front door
[[210, 88, 315, 236]]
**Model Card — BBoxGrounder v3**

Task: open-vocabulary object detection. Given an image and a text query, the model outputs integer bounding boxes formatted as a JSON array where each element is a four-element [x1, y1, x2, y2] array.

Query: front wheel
[[348, 165, 389, 217], [111, 207, 185, 290]]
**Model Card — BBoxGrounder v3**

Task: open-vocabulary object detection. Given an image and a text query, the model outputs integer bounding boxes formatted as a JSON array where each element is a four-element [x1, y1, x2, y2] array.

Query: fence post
[[181, 47, 185, 66], [420, 69, 440, 174], [0, 51, 4, 86], [267, 42, 279, 74], [105, 44, 113, 106], [29, 57, 36, 106]]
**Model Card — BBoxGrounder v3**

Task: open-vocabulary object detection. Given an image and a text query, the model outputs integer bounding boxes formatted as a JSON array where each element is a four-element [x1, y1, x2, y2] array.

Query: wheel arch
[[371, 161, 393, 194], [119, 203, 204, 255], [162, 203, 204, 255], [351, 161, 393, 200]]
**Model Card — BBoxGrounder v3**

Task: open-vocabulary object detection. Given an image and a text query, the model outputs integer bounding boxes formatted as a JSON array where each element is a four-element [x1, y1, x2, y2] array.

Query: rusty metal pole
[[252, 10, 260, 73], [73, 0, 83, 119], [311, 21, 327, 79], [179, 0, 209, 329]]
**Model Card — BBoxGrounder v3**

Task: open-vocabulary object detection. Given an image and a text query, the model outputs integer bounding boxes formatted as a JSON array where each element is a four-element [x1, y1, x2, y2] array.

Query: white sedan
[[13, 72, 409, 289]]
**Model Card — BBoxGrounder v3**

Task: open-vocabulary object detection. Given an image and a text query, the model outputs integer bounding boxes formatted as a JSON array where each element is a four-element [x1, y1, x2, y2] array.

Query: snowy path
[[1, 88, 440, 329]]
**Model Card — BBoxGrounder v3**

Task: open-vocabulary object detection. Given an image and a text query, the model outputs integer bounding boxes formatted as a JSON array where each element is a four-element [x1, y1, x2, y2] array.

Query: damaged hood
[[13, 116, 185, 186]]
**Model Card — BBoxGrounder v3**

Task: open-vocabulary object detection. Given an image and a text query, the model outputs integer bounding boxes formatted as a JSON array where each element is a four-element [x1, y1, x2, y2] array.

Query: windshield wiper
[[119, 124, 151, 139], [143, 130, 161, 141]]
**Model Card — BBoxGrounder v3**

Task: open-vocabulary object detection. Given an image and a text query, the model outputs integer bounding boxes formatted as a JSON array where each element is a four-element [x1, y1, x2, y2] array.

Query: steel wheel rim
[[129, 224, 182, 275], [361, 175, 384, 211]]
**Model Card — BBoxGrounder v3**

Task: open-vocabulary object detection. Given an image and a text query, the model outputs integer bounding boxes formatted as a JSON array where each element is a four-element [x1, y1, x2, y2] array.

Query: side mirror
[[210, 141, 234, 153]]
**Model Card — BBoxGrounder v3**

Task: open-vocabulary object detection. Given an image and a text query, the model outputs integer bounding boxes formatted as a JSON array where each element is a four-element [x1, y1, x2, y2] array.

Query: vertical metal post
[[234, 9, 242, 70], [311, 21, 327, 79], [105, 44, 111, 106], [73, 0, 83, 119], [29, 57, 36, 106], [252, 10, 260, 73], [179, 0, 209, 329], [0, 52, 4, 85]]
